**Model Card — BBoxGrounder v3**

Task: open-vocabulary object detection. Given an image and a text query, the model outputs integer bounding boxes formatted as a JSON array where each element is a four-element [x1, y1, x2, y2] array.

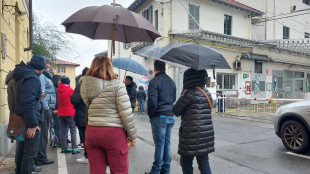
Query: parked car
[[273, 100, 310, 153]]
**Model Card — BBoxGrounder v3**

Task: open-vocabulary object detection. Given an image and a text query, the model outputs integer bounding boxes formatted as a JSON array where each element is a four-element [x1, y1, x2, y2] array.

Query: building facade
[[0, 0, 32, 158], [53, 60, 80, 89], [111, 0, 310, 101]]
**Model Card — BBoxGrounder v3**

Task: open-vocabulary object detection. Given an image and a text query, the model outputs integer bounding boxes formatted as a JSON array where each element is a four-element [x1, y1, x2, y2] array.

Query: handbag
[[196, 86, 213, 110], [6, 113, 26, 141]]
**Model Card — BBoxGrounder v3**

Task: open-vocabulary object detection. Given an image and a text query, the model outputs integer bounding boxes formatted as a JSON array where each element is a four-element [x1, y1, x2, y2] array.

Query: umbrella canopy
[[62, 5, 161, 43], [134, 46, 188, 69], [112, 57, 147, 75], [160, 43, 231, 70]]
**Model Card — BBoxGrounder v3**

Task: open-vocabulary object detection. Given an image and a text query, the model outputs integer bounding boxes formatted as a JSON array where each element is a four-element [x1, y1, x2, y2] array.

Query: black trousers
[[77, 125, 88, 158], [36, 109, 51, 162], [16, 130, 40, 174]]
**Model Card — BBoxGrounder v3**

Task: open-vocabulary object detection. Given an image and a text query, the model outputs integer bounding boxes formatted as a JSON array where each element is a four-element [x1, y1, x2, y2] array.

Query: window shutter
[[148, 6, 153, 24], [58, 66, 60, 73], [64, 67, 66, 73]]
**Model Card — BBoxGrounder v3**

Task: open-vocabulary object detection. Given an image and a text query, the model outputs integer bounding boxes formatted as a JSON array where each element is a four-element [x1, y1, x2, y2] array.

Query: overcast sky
[[33, 0, 134, 74]]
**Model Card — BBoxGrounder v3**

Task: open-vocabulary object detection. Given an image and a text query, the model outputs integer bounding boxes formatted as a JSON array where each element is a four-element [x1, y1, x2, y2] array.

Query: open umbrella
[[62, 5, 161, 58], [134, 45, 188, 69], [112, 57, 147, 76]]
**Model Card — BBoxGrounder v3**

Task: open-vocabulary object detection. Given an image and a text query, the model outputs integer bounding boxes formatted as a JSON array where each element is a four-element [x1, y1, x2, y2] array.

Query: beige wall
[[0, 0, 31, 124], [53, 65, 77, 90]]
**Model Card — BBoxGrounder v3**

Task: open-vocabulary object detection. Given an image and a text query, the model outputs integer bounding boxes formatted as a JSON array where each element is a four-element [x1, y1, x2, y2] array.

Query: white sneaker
[[76, 156, 88, 164], [106, 166, 110, 174]]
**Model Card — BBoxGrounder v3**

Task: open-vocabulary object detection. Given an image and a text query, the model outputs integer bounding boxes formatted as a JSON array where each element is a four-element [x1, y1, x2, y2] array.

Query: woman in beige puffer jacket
[[80, 56, 137, 174]]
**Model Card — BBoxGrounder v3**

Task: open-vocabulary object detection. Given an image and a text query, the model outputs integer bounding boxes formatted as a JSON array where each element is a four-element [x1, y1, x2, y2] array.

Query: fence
[[215, 97, 304, 114]]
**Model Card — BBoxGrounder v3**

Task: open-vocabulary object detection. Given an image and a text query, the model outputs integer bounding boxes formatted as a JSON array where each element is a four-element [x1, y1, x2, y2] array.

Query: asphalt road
[[1, 114, 310, 174]]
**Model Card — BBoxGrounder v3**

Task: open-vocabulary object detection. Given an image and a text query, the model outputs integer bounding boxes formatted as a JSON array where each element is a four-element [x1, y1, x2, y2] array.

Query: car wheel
[[280, 120, 309, 153]]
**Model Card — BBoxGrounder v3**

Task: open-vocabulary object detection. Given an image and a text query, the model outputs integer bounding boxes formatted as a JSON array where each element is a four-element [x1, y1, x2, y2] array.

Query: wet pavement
[[1, 113, 310, 174]]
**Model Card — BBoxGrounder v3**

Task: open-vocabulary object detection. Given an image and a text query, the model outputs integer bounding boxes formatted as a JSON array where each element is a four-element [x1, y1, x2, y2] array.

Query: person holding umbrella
[[172, 68, 215, 174], [124, 76, 137, 113], [146, 60, 176, 174], [80, 56, 137, 174]]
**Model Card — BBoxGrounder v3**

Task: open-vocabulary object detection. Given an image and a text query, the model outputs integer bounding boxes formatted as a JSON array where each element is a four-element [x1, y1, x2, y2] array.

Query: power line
[[269, 12, 310, 21]]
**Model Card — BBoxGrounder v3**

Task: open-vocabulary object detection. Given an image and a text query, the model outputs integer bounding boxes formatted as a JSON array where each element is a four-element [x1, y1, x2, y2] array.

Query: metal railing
[[215, 97, 304, 114]]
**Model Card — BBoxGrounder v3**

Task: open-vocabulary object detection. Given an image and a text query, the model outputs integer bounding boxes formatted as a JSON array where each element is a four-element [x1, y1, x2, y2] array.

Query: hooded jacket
[[57, 83, 75, 116], [137, 86, 146, 101], [71, 73, 87, 127], [40, 70, 56, 109], [80, 76, 137, 140], [5, 71, 14, 112], [126, 81, 137, 109], [12, 61, 42, 128], [172, 68, 215, 156], [51, 75, 61, 111]]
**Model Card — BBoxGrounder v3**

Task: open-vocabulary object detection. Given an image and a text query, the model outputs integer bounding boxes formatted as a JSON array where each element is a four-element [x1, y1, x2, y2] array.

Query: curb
[[213, 113, 273, 124]]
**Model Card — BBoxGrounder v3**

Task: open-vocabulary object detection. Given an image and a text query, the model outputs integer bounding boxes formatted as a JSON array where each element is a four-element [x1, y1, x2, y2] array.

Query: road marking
[[57, 148, 68, 174], [286, 152, 310, 160]]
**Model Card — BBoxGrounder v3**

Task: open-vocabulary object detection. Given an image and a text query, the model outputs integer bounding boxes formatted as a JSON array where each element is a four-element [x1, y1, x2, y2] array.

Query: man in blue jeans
[[146, 60, 176, 174]]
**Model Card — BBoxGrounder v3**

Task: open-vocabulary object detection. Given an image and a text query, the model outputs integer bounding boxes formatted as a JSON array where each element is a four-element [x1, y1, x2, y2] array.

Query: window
[[155, 10, 159, 30], [224, 15, 232, 35], [283, 26, 290, 39], [188, 4, 199, 30], [142, 6, 153, 24], [295, 72, 304, 78], [58, 66, 65, 73], [303, 0, 310, 5], [305, 32, 310, 38], [255, 61, 263, 74], [217, 74, 236, 90]]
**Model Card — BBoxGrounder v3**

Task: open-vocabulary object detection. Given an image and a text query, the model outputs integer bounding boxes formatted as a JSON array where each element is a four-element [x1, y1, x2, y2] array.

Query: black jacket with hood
[[12, 61, 42, 128], [172, 68, 215, 156], [71, 68, 88, 127], [126, 82, 137, 109], [137, 86, 146, 101]]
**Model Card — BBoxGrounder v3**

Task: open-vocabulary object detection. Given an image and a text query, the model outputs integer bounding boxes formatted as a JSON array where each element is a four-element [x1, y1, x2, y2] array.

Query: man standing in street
[[125, 76, 137, 112], [12, 55, 46, 174], [35, 57, 55, 166], [146, 60, 177, 174]]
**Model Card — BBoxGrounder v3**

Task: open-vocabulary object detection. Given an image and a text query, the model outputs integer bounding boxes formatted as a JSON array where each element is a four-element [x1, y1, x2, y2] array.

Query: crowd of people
[[7, 55, 215, 174]]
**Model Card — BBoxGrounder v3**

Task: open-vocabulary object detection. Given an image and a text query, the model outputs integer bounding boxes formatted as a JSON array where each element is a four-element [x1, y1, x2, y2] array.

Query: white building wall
[[171, 0, 251, 39], [238, 0, 310, 40]]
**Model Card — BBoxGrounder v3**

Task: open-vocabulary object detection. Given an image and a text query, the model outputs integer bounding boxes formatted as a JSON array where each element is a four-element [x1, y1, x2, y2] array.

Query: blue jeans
[[138, 100, 145, 113], [150, 116, 175, 174], [52, 113, 61, 144], [180, 155, 211, 174]]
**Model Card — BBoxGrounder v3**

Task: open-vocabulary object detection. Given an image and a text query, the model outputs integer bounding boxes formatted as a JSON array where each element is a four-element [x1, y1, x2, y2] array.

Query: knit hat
[[61, 75, 70, 85], [28, 55, 46, 70], [44, 57, 52, 65]]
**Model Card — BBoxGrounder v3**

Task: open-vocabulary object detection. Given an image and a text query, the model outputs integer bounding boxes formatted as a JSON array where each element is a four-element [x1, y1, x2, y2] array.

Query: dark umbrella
[[160, 43, 231, 78], [112, 57, 147, 76], [62, 5, 161, 58]]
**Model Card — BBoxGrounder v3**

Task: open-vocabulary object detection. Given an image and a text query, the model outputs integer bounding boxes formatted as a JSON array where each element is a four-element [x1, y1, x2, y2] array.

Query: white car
[[273, 100, 310, 153]]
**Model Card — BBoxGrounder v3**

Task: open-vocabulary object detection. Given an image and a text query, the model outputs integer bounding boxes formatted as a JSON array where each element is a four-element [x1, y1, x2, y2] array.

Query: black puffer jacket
[[172, 68, 214, 156]]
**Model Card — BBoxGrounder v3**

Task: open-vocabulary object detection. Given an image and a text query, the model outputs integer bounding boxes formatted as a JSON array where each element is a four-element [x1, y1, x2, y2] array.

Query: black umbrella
[[62, 5, 161, 59], [160, 43, 231, 78]]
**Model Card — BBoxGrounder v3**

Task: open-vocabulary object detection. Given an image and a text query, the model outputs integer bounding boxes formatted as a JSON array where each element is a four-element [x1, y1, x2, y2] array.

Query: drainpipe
[[24, 0, 32, 51]]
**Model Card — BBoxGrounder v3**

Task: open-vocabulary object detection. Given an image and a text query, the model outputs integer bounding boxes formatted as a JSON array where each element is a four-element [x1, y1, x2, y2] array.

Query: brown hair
[[86, 56, 117, 80]]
